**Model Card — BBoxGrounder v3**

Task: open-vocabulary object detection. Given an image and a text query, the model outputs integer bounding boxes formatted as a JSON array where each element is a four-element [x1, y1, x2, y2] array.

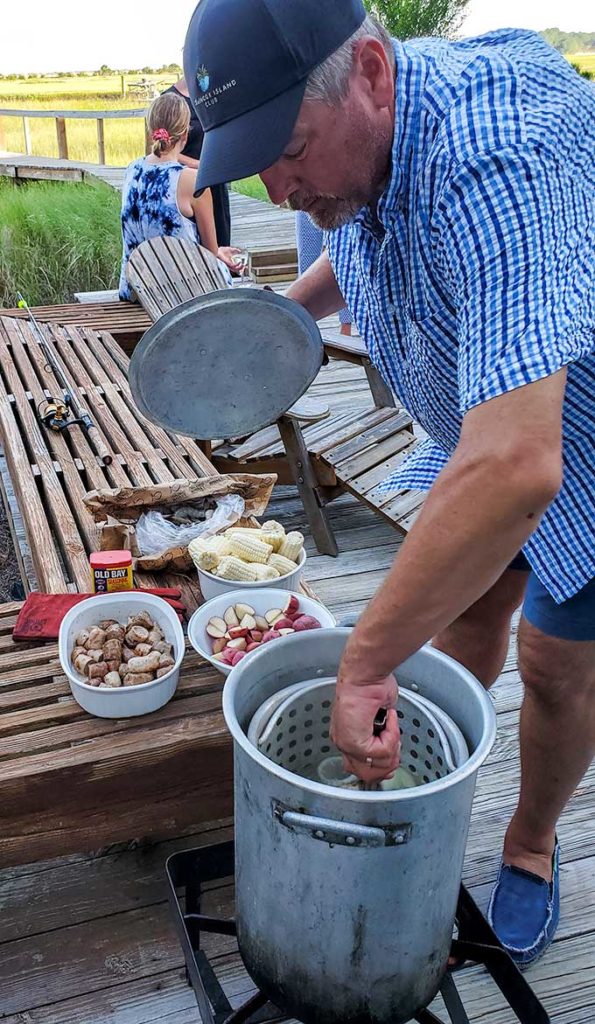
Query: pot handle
[[277, 807, 411, 849]]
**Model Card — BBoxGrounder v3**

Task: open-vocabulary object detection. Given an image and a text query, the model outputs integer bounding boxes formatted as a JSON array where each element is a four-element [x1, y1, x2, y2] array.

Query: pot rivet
[[314, 830, 325, 839], [395, 833, 405, 844], [346, 836, 356, 846]]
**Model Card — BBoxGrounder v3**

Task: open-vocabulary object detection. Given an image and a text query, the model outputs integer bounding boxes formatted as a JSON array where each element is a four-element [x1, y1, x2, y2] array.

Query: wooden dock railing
[[0, 107, 148, 164]]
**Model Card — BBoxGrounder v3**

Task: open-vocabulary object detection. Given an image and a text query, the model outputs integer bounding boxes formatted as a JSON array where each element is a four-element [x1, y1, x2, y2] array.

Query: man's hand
[[330, 674, 400, 784]]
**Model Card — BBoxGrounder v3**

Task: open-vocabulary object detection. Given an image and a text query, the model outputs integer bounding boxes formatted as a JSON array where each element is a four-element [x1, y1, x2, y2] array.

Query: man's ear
[[352, 38, 394, 109]]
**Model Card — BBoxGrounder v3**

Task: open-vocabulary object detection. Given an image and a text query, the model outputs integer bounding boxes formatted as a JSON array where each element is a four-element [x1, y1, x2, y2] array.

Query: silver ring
[[365, 756, 374, 767]]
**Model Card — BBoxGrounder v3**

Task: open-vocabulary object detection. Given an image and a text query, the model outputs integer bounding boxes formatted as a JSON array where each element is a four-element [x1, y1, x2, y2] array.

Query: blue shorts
[[509, 553, 595, 642]]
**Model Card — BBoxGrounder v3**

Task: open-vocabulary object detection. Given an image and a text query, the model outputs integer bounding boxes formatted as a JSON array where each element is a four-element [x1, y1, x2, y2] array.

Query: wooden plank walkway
[[0, 483, 592, 1021], [0, 151, 296, 261]]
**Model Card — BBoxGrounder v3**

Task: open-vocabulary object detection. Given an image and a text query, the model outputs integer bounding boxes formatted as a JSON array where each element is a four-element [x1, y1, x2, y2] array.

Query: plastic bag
[[135, 494, 245, 556]]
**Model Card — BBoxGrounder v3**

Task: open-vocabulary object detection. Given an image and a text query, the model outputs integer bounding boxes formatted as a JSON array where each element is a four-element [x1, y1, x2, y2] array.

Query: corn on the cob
[[268, 553, 299, 576], [188, 534, 231, 572], [214, 556, 260, 581], [224, 527, 263, 540], [278, 532, 304, 562], [228, 535, 273, 564], [260, 521, 285, 552], [191, 547, 220, 572], [252, 563, 281, 581]]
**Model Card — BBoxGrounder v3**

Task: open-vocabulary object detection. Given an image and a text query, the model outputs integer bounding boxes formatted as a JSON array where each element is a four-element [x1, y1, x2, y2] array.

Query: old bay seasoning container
[[90, 550, 133, 593]]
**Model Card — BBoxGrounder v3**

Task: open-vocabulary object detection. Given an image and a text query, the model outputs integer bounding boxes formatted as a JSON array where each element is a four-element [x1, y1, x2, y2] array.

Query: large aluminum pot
[[222, 629, 496, 1024]]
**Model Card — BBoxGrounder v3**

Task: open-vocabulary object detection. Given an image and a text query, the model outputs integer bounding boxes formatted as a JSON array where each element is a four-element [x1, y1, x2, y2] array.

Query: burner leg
[[453, 886, 551, 1024], [414, 1010, 447, 1024], [223, 991, 270, 1023], [440, 974, 471, 1024]]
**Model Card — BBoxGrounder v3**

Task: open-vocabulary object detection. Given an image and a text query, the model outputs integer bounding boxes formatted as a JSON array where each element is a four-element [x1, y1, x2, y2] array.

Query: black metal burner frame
[[166, 842, 551, 1024]]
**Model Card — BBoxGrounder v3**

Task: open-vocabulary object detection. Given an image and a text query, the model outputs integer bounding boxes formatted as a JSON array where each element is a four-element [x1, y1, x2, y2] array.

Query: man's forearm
[[285, 251, 346, 321], [340, 452, 554, 684]]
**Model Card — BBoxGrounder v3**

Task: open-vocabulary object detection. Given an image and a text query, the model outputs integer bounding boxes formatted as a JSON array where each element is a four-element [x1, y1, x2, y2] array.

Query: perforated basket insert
[[257, 681, 454, 785]]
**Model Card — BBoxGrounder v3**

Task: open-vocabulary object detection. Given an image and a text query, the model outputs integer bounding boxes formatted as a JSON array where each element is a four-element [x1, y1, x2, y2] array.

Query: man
[[161, 75, 232, 245], [184, 0, 595, 964]]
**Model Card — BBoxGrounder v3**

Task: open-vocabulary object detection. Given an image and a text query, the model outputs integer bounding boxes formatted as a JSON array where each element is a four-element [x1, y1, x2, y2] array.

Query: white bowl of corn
[[189, 521, 307, 600]]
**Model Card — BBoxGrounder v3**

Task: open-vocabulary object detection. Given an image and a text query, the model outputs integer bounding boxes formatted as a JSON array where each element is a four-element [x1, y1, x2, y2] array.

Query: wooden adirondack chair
[[127, 235, 426, 554]]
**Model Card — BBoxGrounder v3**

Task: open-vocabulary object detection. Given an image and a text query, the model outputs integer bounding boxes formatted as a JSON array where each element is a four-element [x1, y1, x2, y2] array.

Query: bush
[[0, 178, 122, 306], [365, 0, 470, 38]]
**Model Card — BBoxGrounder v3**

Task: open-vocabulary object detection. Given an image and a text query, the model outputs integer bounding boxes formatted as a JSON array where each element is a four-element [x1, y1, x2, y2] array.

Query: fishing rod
[[16, 294, 112, 465]]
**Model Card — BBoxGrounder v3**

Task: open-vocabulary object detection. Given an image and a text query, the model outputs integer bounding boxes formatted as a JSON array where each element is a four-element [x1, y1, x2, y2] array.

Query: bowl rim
[[196, 545, 306, 584], [59, 593, 185, 694], [187, 588, 335, 671]]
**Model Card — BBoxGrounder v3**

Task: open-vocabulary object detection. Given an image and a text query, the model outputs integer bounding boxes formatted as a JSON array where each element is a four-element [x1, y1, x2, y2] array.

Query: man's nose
[[260, 163, 295, 206]]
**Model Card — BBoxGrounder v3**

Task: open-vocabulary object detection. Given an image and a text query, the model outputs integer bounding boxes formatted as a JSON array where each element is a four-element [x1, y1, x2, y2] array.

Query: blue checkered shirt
[[326, 30, 595, 603]]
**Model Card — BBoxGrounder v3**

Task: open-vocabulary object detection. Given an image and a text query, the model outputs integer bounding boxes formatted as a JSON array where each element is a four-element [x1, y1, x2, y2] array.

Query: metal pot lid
[[128, 288, 324, 439]]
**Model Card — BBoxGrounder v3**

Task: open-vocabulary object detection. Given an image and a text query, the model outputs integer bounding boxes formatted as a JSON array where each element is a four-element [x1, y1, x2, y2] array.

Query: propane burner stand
[[166, 841, 551, 1024]]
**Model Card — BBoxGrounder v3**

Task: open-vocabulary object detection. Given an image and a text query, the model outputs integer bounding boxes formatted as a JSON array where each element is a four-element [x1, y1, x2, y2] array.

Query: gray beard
[[286, 195, 363, 231]]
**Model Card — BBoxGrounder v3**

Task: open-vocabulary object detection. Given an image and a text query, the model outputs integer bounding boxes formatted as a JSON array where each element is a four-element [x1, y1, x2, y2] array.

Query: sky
[[0, 0, 593, 75]]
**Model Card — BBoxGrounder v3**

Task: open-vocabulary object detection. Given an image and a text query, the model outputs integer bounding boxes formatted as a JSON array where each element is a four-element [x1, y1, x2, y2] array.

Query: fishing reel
[[38, 396, 72, 432]]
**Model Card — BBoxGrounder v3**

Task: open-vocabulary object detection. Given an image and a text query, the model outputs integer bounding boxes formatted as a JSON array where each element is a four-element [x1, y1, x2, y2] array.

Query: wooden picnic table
[[0, 314, 218, 609], [4, 299, 151, 354], [0, 601, 233, 868]]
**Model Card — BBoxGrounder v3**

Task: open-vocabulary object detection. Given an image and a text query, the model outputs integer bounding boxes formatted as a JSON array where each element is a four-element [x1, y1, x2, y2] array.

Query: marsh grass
[[0, 177, 122, 306]]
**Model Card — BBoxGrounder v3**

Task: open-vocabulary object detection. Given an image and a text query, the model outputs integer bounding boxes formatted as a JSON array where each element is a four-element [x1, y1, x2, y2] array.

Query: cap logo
[[197, 65, 210, 93], [194, 64, 238, 111]]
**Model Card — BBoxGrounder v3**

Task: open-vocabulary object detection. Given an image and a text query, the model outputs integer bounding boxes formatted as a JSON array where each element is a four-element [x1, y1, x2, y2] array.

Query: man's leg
[[489, 573, 595, 962], [432, 567, 528, 687], [504, 619, 595, 880]]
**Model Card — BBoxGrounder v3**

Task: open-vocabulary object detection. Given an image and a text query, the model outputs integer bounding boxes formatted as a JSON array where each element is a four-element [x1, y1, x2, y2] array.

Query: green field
[[0, 72, 269, 199], [568, 52, 595, 74], [0, 72, 176, 100], [0, 74, 174, 166]]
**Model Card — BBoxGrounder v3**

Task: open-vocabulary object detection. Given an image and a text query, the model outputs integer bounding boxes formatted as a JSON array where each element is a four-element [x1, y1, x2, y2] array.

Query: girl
[[119, 92, 239, 299]]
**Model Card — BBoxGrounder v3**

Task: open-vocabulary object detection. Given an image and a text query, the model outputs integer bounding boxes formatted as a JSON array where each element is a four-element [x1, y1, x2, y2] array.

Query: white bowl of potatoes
[[58, 592, 185, 718], [188, 589, 336, 676], [189, 521, 307, 600]]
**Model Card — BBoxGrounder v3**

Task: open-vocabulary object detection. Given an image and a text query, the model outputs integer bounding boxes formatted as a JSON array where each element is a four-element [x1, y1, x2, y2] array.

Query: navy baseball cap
[[184, 0, 366, 192]]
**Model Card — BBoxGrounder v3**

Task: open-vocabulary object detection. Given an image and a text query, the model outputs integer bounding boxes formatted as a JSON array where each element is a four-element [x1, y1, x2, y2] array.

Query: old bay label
[[90, 550, 133, 593]]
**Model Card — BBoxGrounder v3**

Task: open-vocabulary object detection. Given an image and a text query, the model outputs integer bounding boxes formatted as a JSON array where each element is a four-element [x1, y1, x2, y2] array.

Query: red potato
[[224, 606, 240, 628], [246, 641, 262, 652], [235, 603, 255, 619], [271, 616, 293, 631], [221, 648, 237, 666], [254, 615, 269, 631], [282, 595, 300, 618], [206, 616, 227, 639], [228, 626, 249, 640], [249, 630, 263, 643], [292, 615, 322, 631], [264, 609, 283, 625], [227, 637, 247, 651], [212, 636, 228, 655], [278, 628, 295, 636], [231, 650, 247, 666], [262, 629, 281, 643]]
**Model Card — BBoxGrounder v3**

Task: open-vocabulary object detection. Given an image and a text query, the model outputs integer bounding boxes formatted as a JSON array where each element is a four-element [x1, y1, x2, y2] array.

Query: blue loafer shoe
[[487, 842, 560, 966]]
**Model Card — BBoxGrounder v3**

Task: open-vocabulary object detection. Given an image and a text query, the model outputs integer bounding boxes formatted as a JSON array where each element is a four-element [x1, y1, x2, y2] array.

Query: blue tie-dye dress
[[118, 157, 200, 299]]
